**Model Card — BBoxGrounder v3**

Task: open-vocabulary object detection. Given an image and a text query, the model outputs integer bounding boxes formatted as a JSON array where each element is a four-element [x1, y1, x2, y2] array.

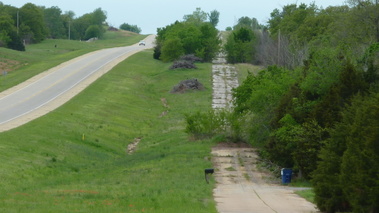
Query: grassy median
[[0, 50, 217, 212]]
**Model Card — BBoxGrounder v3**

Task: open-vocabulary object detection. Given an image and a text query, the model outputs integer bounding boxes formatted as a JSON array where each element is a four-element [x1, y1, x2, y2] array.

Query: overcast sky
[[5, 0, 347, 34]]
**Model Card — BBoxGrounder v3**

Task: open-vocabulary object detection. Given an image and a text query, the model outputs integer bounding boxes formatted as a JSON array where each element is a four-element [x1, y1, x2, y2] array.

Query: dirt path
[[211, 56, 318, 213], [212, 144, 317, 213]]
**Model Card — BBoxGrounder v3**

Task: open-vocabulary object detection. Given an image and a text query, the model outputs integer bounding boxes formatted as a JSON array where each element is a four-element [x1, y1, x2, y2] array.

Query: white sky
[[4, 0, 347, 34]]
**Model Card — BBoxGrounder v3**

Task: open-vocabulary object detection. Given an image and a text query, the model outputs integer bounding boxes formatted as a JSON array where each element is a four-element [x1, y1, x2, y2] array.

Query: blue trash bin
[[281, 168, 292, 184]]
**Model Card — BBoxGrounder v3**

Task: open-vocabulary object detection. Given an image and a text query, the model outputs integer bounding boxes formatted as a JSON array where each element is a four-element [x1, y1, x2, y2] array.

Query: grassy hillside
[[0, 30, 146, 92], [0, 50, 217, 212]]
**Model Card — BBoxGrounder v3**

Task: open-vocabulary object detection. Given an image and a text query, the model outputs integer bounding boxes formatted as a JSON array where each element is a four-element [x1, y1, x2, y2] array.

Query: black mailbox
[[204, 168, 214, 183]]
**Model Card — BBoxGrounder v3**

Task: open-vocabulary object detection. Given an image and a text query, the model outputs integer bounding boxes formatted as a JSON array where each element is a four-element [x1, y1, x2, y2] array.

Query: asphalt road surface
[[0, 35, 155, 132]]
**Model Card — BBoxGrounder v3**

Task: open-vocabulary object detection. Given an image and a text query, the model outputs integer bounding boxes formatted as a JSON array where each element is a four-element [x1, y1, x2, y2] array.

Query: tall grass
[[0, 50, 217, 212]]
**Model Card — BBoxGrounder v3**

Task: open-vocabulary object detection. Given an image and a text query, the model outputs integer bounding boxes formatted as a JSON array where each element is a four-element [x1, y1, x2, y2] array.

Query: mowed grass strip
[[0, 50, 217, 212], [0, 30, 146, 92]]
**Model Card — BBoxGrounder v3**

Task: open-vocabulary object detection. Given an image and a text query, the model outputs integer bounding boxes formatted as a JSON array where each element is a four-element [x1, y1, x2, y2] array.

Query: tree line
[[153, 8, 220, 62], [0, 2, 142, 51], [184, 1, 378, 212]]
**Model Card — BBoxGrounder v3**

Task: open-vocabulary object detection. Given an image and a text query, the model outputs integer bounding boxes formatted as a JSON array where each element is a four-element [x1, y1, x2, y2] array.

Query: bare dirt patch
[[0, 59, 24, 73], [159, 98, 170, 117], [212, 143, 318, 213], [127, 137, 142, 154]]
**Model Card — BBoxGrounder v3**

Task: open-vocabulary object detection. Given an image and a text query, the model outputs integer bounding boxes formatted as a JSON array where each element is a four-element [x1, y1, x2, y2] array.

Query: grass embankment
[[0, 50, 217, 212], [0, 30, 146, 92]]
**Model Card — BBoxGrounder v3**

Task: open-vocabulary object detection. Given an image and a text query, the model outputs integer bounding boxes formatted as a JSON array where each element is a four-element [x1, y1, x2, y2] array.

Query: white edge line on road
[[0, 47, 141, 125]]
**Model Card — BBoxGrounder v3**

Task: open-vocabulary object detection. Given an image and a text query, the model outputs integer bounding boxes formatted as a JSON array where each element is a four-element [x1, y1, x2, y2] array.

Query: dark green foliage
[[361, 43, 379, 85], [183, 7, 208, 26], [7, 30, 25, 51], [160, 37, 184, 62], [119, 23, 141, 33], [313, 91, 379, 213], [340, 92, 379, 213], [224, 27, 256, 64], [312, 134, 350, 212], [208, 10, 220, 27], [71, 8, 107, 40], [0, 2, 108, 47], [234, 16, 262, 31], [84, 25, 103, 40], [20, 3, 47, 43], [232, 66, 298, 145], [43, 6, 65, 39], [154, 19, 220, 62]]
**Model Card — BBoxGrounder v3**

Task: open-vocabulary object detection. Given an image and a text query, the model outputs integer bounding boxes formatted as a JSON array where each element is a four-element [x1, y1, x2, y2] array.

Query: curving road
[[0, 35, 155, 132]]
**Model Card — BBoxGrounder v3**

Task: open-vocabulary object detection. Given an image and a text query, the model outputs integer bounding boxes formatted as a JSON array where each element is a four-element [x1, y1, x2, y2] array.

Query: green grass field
[[0, 49, 217, 212], [0, 30, 146, 92]]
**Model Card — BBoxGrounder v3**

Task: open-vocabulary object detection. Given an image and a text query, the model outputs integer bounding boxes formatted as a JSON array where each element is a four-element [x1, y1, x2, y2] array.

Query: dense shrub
[[154, 21, 220, 62], [224, 27, 256, 64], [84, 25, 103, 40], [119, 23, 141, 33], [312, 91, 379, 213]]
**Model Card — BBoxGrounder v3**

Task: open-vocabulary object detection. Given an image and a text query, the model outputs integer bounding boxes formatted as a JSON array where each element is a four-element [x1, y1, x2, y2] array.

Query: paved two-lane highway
[[0, 35, 155, 132]]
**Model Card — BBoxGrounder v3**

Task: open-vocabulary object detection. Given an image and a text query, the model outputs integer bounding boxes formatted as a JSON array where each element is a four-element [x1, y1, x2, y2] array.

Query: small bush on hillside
[[171, 79, 204, 93], [184, 110, 228, 139], [184, 109, 245, 141], [170, 60, 197, 70]]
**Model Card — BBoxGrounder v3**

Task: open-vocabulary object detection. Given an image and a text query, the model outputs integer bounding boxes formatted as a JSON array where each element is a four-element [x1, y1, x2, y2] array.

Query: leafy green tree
[[183, 7, 207, 26], [340, 92, 379, 212], [346, 0, 379, 42], [224, 27, 256, 63], [312, 131, 350, 213], [292, 120, 326, 178], [208, 10, 220, 27], [61, 10, 75, 40], [72, 14, 91, 40], [225, 26, 232, 31], [155, 21, 220, 62], [198, 23, 220, 61], [0, 14, 13, 47], [268, 3, 317, 39], [43, 6, 65, 39], [312, 91, 379, 212], [71, 8, 106, 40], [300, 48, 344, 97], [91, 8, 107, 26], [20, 3, 47, 43], [232, 66, 298, 145], [119, 23, 141, 33], [234, 16, 261, 31], [84, 25, 102, 40], [160, 37, 184, 62], [7, 29, 25, 51]]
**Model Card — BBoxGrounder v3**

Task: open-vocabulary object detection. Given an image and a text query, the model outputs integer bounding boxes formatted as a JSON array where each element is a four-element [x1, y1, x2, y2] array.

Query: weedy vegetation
[[0, 49, 217, 212]]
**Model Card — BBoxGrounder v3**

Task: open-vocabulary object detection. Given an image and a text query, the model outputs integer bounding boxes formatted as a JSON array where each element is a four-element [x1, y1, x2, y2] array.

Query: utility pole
[[17, 10, 19, 34], [68, 20, 71, 40], [278, 30, 280, 64]]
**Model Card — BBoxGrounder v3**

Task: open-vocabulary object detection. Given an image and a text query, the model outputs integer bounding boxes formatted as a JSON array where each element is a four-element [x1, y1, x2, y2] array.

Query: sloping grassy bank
[[0, 31, 146, 92], [0, 50, 217, 212]]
